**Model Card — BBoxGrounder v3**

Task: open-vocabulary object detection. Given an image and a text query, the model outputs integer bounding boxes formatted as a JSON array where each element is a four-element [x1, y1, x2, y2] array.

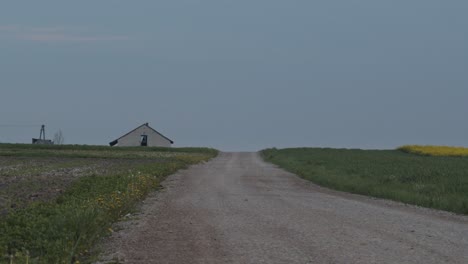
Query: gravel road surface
[[98, 152, 468, 264]]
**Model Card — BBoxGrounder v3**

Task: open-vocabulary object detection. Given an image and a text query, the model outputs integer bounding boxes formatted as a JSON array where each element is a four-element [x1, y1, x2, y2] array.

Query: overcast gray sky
[[1, 1, 467, 151]]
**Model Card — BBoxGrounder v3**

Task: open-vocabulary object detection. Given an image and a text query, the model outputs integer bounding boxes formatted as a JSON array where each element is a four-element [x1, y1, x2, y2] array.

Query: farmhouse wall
[[117, 126, 172, 147]]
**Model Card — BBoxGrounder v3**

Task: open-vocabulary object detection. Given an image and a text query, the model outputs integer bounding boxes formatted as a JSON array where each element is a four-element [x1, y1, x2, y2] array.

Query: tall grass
[[261, 148, 468, 215]]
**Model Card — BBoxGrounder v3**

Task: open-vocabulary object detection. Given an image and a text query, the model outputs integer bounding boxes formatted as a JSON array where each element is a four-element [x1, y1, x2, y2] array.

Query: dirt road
[[99, 152, 468, 263]]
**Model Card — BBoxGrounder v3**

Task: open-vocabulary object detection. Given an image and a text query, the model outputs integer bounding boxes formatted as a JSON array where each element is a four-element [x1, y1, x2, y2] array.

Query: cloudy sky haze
[[1, 1, 467, 151]]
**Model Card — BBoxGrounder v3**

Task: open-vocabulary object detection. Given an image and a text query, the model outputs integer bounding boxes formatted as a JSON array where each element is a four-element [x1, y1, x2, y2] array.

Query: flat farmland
[[0, 157, 155, 211], [262, 147, 468, 214], [0, 144, 217, 264]]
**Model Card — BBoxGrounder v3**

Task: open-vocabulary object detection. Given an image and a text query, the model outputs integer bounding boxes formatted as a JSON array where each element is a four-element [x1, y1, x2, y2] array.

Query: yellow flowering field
[[398, 145, 468, 157]]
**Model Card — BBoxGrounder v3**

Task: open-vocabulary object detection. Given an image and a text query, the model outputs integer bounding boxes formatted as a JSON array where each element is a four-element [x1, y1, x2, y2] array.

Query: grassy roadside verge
[[261, 148, 468, 215], [0, 145, 217, 263]]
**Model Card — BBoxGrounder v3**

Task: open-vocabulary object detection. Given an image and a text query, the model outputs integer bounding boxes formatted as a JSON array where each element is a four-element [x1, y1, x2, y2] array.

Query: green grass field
[[0, 144, 217, 264], [261, 148, 468, 215]]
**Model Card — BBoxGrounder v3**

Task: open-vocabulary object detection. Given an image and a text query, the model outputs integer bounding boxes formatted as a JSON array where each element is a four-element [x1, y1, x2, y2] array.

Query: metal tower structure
[[32, 124, 53, 144]]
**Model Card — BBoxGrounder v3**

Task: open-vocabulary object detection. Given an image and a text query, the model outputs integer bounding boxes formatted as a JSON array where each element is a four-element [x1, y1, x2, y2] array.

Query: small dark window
[[140, 135, 148, 146]]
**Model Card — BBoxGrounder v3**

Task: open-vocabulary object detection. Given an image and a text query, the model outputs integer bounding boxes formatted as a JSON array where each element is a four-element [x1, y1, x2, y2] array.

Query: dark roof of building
[[109, 123, 174, 146]]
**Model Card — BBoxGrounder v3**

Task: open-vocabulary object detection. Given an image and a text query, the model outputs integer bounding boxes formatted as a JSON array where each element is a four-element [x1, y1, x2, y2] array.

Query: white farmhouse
[[109, 123, 174, 147]]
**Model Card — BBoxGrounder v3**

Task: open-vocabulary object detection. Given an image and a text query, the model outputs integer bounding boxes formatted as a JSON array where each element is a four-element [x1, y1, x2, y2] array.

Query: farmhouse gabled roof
[[109, 123, 174, 146]]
